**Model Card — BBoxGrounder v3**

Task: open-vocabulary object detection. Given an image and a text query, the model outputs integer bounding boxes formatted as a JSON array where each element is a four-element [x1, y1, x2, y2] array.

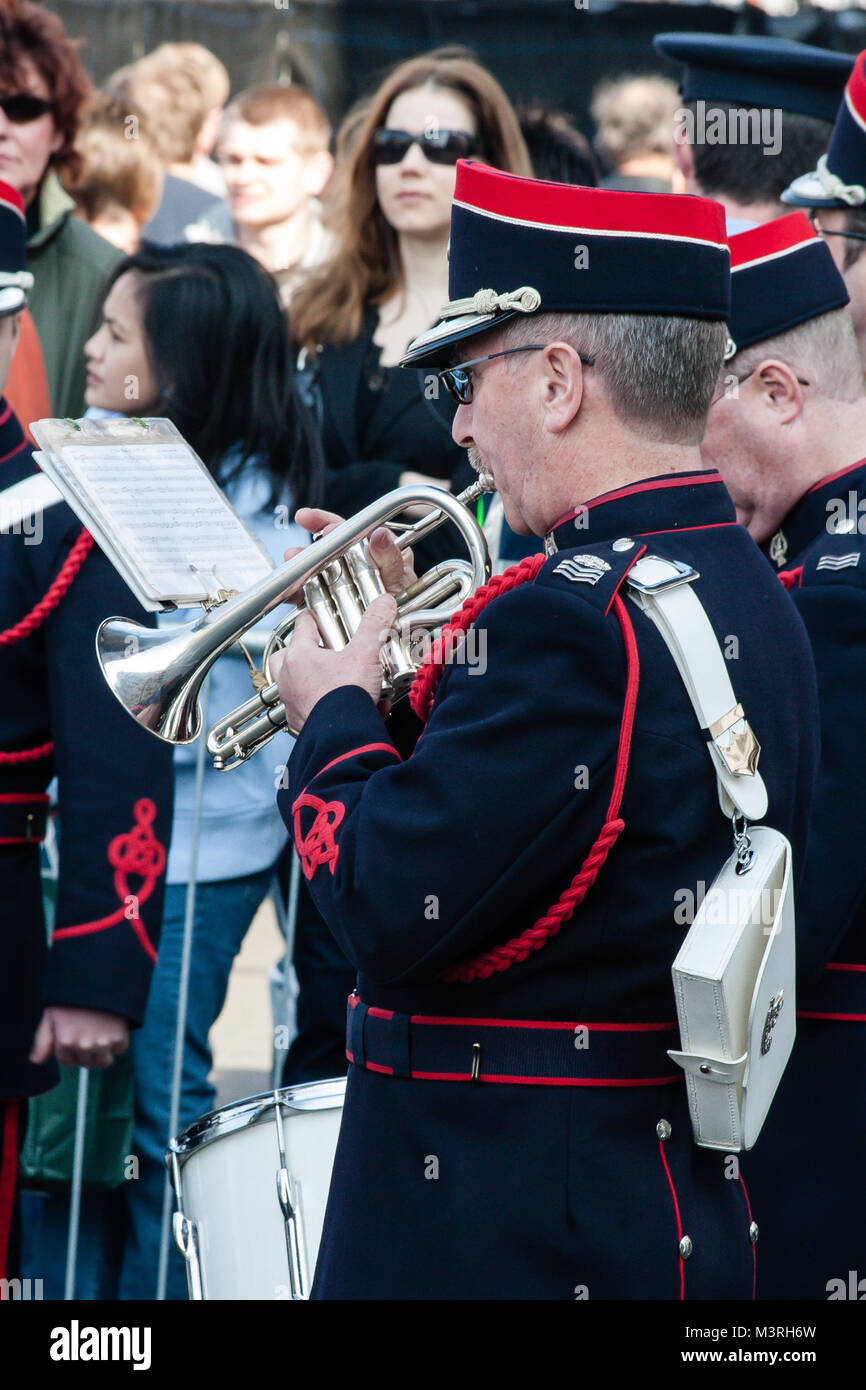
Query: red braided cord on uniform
[[0, 527, 94, 648], [409, 552, 548, 722], [0, 741, 53, 765], [439, 593, 640, 983]]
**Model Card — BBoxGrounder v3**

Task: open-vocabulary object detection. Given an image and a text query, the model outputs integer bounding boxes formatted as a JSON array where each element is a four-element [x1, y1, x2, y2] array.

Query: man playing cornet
[[270, 162, 819, 1299]]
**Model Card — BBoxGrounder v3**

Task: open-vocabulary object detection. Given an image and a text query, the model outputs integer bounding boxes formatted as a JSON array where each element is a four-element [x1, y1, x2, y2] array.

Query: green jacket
[[26, 173, 120, 419]]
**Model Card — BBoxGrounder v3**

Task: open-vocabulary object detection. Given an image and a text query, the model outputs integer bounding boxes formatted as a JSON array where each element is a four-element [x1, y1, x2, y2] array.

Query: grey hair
[[729, 308, 865, 405], [500, 310, 727, 443]]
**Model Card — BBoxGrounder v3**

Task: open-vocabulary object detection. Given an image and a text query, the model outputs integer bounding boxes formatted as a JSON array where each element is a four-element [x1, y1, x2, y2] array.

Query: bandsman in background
[[0, 181, 173, 1290], [655, 33, 852, 231], [270, 161, 819, 1299], [701, 211, 866, 1298], [783, 50, 866, 368]]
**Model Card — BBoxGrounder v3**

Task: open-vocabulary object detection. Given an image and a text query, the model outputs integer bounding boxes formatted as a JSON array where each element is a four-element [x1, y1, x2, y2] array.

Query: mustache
[[467, 446, 483, 473]]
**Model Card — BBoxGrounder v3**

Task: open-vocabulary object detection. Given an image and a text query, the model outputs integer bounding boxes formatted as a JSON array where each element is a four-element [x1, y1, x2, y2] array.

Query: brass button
[[679, 1235, 693, 1259], [656, 1119, 672, 1141], [749, 1221, 759, 1245]]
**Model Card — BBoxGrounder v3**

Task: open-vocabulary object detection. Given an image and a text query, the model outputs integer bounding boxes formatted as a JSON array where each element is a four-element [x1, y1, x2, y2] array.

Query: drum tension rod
[[471, 1042, 482, 1083]]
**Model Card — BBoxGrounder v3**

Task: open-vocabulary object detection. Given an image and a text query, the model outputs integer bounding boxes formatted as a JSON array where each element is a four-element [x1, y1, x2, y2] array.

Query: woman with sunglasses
[[0, 2, 119, 418], [282, 50, 532, 1089], [290, 48, 532, 533]]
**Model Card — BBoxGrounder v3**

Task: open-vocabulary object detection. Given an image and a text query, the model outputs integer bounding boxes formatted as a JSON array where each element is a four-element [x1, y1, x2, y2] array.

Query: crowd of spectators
[[0, 0, 692, 1300]]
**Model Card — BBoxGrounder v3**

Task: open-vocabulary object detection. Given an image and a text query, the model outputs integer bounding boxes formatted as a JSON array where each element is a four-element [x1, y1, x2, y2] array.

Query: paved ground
[[210, 896, 288, 1110]]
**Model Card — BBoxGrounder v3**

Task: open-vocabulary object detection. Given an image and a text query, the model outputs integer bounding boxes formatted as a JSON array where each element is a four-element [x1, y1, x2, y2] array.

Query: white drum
[[167, 1076, 345, 1300]]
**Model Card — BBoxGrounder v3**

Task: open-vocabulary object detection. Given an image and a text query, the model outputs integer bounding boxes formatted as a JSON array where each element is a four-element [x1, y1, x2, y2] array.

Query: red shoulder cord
[[0, 527, 95, 767], [407, 555, 641, 984]]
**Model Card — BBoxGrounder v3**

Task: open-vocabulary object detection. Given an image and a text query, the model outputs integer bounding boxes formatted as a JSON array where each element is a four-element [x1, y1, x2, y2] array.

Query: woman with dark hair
[[82, 241, 322, 1299]]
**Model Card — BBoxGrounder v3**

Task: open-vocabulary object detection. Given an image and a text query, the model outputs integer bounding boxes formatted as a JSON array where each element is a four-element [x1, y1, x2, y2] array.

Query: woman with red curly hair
[[0, 0, 118, 416]]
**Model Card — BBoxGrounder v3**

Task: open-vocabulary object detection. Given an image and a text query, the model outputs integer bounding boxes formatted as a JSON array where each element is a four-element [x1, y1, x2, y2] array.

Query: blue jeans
[[118, 869, 274, 1300]]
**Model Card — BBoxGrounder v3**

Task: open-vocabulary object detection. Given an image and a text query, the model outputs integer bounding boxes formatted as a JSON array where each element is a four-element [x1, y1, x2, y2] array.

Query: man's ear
[[753, 359, 804, 423], [304, 149, 335, 199], [540, 341, 585, 433]]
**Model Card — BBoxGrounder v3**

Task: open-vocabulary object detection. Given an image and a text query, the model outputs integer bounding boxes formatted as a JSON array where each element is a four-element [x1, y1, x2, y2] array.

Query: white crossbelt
[[626, 554, 768, 823], [0, 472, 63, 529]]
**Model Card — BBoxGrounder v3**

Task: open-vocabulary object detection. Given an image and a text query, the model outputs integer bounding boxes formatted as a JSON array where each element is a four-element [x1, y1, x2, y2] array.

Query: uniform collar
[[0, 398, 26, 469], [544, 469, 735, 553], [763, 457, 866, 567]]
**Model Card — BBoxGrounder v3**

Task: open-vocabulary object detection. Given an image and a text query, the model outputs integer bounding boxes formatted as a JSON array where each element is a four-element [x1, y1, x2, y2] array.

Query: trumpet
[[96, 475, 493, 770]]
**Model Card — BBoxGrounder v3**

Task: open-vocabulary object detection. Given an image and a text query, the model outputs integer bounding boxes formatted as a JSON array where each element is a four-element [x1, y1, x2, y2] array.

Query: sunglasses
[[438, 344, 595, 406], [808, 209, 866, 245], [0, 93, 54, 123], [371, 127, 480, 167]]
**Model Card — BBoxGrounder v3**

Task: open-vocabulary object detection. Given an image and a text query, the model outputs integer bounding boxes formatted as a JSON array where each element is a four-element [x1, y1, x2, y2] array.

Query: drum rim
[[168, 1075, 347, 1161]]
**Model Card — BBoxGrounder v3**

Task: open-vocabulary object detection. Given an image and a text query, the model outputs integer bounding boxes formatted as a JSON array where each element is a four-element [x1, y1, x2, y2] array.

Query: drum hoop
[[168, 1076, 346, 1164]]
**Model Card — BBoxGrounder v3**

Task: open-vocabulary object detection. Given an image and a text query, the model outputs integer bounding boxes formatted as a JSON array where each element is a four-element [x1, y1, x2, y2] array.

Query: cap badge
[[440, 285, 541, 321]]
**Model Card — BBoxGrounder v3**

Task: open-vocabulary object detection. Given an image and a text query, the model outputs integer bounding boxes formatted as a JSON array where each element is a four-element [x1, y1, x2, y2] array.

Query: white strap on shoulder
[[0, 472, 63, 529], [627, 555, 767, 822]]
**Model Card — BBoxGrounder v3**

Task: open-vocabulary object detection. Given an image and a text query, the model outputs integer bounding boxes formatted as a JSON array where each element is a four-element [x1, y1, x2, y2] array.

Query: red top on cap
[[453, 160, 727, 249], [729, 211, 819, 271], [843, 50, 866, 133]]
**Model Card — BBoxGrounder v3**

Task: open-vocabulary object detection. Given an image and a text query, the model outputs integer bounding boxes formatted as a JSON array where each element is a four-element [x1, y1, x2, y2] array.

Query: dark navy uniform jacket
[[745, 458, 866, 1299], [280, 469, 819, 1300], [0, 401, 173, 1100]]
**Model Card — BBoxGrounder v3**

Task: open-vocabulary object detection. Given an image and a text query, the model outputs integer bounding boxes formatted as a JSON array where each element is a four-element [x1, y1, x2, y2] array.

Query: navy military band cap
[[727, 212, 849, 356], [0, 180, 32, 318], [783, 49, 866, 208], [654, 33, 853, 123], [401, 161, 730, 370]]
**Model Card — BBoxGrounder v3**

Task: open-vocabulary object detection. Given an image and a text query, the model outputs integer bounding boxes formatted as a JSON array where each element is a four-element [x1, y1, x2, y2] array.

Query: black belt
[[347, 994, 684, 1087], [0, 794, 49, 845]]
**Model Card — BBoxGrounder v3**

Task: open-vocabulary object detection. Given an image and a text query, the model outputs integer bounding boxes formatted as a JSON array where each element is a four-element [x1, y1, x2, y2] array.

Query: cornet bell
[[97, 616, 209, 744]]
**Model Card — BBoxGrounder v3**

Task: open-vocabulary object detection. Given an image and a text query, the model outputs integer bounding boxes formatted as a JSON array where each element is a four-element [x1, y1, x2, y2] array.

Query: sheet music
[[30, 418, 275, 609], [61, 443, 273, 597]]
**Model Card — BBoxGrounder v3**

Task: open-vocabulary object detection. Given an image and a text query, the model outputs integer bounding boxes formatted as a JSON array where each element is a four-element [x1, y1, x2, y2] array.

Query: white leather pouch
[[627, 555, 796, 1152], [667, 826, 794, 1151]]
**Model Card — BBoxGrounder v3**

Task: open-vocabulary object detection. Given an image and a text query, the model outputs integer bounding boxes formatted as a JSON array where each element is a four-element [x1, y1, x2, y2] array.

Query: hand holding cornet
[[269, 592, 398, 735], [282, 506, 417, 603]]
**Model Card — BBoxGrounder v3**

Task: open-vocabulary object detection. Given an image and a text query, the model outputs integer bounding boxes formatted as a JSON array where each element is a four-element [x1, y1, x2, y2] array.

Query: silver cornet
[[96, 476, 493, 770]]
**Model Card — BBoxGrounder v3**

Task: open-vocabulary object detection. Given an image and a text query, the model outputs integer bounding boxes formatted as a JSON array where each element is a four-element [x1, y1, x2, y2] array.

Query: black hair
[[517, 105, 600, 186], [686, 103, 833, 206], [101, 241, 323, 508]]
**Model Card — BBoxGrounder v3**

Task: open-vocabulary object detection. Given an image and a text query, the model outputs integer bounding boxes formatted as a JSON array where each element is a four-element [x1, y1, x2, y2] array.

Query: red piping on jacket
[[0, 1103, 18, 1289], [344, 1054, 682, 1086], [797, 1010, 866, 1022], [739, 1173, 757, 1302], [549, 472, 722, 530], [658, 1137, 686, 1300]]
